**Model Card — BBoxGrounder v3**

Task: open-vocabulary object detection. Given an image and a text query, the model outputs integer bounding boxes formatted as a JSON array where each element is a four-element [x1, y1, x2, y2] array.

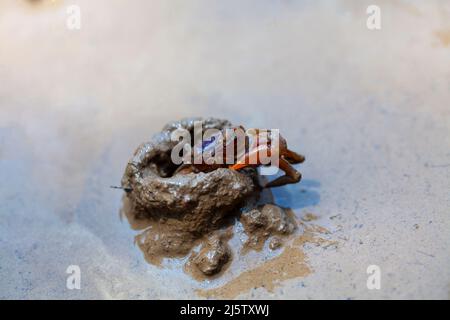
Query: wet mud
[[196, 222, 338, 299], [120, 117, 299, 279], [240, 204, 297, 253]]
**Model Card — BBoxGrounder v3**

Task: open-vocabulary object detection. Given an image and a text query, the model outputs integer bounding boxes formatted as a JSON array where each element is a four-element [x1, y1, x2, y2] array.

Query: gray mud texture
[[241, 204, 297, 252], [121, 117, 295, 278]]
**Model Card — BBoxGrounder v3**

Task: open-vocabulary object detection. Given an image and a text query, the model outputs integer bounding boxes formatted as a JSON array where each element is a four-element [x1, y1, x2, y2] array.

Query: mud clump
[[268, 237, 284, 250], [135, 226, 196, 265], [193, 237, 230, 276], [187, 230, 233, 277], [241, 204, 297, 252], [121, 117, 297, 278]]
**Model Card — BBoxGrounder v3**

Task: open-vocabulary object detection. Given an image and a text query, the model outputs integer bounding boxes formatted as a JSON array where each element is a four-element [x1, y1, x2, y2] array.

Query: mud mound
[[121, 117, 297, 278], [121, 117, 258, 234]]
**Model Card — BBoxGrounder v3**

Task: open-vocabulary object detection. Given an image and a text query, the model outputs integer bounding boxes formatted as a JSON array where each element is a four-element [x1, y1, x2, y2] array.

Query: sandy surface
[[1, 0, 449, 299]]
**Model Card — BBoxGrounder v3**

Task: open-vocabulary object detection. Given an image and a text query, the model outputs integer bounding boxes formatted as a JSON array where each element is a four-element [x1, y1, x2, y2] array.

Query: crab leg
[[229, 140, 270, 170], [264, 158, 302, 188], [229, 162, 250, 170], [283, 149, 305, 164], [229, 155, 257, 170], [229, 145, 265, 171]]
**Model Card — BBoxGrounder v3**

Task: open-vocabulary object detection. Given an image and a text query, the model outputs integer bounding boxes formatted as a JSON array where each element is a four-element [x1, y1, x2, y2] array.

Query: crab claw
[[283, 149, 305, 164]]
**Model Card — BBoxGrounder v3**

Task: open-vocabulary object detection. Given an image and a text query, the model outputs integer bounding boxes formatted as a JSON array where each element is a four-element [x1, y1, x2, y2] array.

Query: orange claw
[[229, 163, 249, 170]]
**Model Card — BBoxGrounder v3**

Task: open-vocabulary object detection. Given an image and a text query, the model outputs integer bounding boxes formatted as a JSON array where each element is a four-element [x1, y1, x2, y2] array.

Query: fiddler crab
[[175, 126, 305, 188]]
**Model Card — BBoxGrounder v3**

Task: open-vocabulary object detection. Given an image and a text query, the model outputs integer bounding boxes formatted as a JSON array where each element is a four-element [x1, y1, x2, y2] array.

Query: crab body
[[176, 126, 304, 188]]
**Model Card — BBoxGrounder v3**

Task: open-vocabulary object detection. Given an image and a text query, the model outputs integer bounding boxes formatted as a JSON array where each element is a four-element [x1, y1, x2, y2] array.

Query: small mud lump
[[241, 204, 296, 251], [192, 232, 232, 276]]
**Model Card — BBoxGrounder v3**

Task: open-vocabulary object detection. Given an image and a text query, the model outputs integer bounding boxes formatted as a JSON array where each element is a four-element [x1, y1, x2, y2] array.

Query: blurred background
[[0, 0, 449, 299]]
